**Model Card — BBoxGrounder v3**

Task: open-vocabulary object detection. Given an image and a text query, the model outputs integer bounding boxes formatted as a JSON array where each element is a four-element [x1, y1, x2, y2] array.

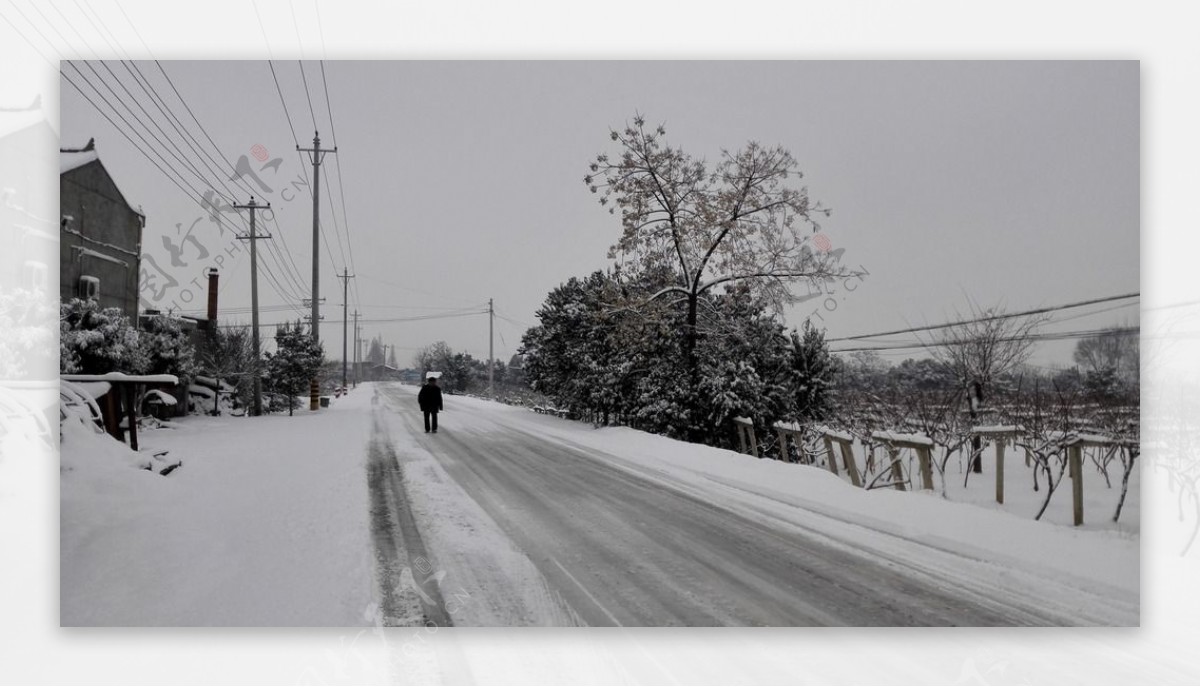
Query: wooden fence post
[[124, 384, 139, 452], [995, 440, 1006, 504], [1069, 444, 1084, 526], [823, 436, 840, 477], [917, 446, 934, 491], [776, 429, 790, 462], [839, 440, 862, 487], [888, 446, 906, 491]]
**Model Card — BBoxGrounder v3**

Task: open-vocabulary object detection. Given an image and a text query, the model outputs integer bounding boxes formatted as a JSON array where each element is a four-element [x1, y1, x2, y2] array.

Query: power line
[[297, 59, 319, 135], [45, 0, 100, 58], [0, 2, 64, 68], [138, 62, 312, 295], [827, 292, 1140, 343], [831, 325, 1140, 354], [320, 60, 358, 303], [113, 0, 154, 56], [269, 61, 341, 287], [110, 61, 310, 305], [70, 0, 125, 58], [61, 58, 309, 319], [214, 309, 487, 330], [60, 66, 243, 242]]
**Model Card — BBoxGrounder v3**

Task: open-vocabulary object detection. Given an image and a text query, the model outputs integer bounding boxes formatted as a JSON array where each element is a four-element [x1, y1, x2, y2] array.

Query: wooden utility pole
[[233, 196, 271, 417], [352, 309, 360, 387], [488, 298, 495, 399], [297, 131, 336, 410], [338, 268, 355, 391]]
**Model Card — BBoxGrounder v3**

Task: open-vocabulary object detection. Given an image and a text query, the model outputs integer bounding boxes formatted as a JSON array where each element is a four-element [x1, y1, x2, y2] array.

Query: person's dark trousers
[[424, 411, 438, 432]]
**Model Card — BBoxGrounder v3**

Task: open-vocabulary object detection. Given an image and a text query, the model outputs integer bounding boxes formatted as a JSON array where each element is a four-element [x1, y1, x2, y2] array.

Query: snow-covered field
[[59, 382, 1137, 627]]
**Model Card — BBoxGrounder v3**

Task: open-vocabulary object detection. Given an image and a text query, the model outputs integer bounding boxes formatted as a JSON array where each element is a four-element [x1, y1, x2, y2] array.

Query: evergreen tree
[[264, 321, 325, 416], [787, 320, 836, 422]]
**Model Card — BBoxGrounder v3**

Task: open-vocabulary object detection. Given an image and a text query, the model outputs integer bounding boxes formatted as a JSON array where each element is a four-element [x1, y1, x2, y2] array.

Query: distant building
[[60, 138, 144, 321]]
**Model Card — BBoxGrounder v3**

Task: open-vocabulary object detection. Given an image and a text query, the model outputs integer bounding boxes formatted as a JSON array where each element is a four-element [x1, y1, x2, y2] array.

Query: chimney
[[206, 268, 219, 325]]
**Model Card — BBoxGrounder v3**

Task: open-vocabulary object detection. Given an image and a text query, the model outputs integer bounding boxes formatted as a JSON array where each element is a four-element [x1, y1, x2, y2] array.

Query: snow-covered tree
[[787, 320, 836, 422], [523, 269, 798, 447], [265, 321, 324, 416], [200, 324, 260, 410], [60, 299, 145, 374], [586, 115, 857, 436], [139, 312, 198, 381]]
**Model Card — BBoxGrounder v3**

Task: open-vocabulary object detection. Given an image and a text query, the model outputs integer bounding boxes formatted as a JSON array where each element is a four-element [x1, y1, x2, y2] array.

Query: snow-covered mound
[[60, 413, 181, 476]]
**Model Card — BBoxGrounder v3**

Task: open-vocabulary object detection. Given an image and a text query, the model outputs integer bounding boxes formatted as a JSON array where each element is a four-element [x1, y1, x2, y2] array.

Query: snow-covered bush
[[60, 299, 198, 385], [60, 299, 146, 374], [139, 312, 197, 380]]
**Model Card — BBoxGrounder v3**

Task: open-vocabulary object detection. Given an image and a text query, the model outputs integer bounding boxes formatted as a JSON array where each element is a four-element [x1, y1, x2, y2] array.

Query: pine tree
[[264, 321, 325, 416], [788, 320, 835, 422]]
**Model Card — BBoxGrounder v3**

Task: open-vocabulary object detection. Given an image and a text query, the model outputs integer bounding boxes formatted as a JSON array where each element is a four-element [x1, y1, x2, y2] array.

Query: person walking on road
[[418, 375, 443, 433]]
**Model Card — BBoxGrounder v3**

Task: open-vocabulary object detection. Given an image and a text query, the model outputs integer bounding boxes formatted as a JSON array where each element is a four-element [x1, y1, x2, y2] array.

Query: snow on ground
[[60, 389, 377, 626], [423, 391, 1139, 605], [59, 381, 1139, 627]]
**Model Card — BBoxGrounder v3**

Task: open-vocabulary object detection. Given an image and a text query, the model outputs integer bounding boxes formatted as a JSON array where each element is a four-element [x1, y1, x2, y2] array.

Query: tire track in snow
[[367, 392, 452, 627]]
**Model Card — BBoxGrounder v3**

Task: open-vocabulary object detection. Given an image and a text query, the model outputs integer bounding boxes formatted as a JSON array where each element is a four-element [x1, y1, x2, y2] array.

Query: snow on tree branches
[[265, 320, 324, 416]]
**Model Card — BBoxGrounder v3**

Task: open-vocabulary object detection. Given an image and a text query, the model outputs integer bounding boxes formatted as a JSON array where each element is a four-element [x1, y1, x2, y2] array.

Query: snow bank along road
[[370, 383, 1136, 626]]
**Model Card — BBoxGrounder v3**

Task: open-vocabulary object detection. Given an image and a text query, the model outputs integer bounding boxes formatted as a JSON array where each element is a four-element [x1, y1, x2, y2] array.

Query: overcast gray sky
[[61, 60, 1139, 368]]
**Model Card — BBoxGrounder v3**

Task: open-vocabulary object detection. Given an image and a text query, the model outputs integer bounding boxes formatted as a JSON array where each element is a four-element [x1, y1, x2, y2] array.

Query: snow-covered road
[[372, 383, 1136, 626]]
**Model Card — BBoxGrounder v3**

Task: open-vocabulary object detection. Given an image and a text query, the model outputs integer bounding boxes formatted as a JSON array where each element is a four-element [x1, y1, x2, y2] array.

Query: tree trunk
[[969, 381, 983, 473], [1113, 447, 1137, 523], [683, 293, 702, 443]]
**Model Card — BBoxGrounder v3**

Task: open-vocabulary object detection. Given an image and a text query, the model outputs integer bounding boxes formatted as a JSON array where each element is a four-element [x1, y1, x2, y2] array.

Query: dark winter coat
[[418, 383, 443, 413]]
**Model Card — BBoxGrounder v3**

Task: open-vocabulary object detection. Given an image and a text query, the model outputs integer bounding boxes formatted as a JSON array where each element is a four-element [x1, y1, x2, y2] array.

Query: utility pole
[[488, 298, 495, 399], [233, 196, 271, 417], [352, 310, 360, 388], [298, 131, 336, 410], [338, 268, 355, 391]]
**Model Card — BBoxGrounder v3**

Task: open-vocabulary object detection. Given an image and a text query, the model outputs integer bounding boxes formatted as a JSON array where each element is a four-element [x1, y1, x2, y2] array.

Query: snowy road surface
[[371, 383, 1137, 626]]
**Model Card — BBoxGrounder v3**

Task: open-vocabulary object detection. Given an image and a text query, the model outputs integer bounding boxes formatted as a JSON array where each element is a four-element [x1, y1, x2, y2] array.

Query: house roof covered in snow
[[60, 149, 99, 174], [60, 140, 145, 218]]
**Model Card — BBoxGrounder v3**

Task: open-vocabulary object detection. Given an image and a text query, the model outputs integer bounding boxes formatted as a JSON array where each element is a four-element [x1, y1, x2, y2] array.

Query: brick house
[[60, 139, 144, 321]]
